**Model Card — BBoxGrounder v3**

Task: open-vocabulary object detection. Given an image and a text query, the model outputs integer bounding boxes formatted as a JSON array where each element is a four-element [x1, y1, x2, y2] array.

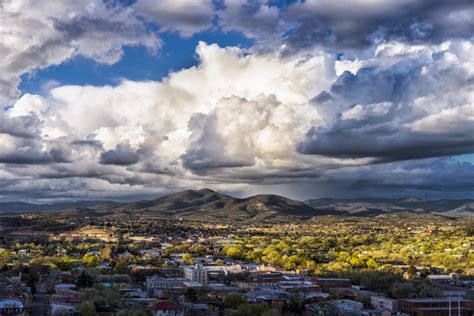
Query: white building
[[371, 296, 398, 312], [183, 264, 208, 286], [0, 298, 24, 316], [427, 274, 458, 284], [51, 303, 76, 315], [146, 276, 185, 297], [333, 299, 364, 314]]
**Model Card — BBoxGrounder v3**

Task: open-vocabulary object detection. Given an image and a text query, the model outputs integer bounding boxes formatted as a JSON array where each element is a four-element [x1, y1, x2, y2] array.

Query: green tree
[[57, 256, 76, 271], [101, 246, 113, 260], [366, 258, 379, 269], [0, 249, 11, 267], [225, 303, 270, 316], [77, 270, 94, 287], [390, 282, 417, 298], [225, 246, 242, 259], [82, 253, 99, 267], [182, 253, 195, 265], [283, 294, 305, 315], [79, 301, 96, 316], [224, 293, 246, 309]]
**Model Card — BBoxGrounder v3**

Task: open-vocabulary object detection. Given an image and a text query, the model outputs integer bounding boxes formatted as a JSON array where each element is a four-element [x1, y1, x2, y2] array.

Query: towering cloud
[[298, 41, 474, 162], [0, 0, 473, 201]]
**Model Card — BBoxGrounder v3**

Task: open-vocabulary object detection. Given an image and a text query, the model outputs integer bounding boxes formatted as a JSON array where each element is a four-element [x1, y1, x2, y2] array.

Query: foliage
[[182, 253, 195, 265], [79, 301, 96, 316], [224, 293, 247, 309], [82, 253, 99, 268], [224, 303, 271, 316], [82, 287, 123, 311], [117, 309, 152, 316], [77, 270, 94, 287]]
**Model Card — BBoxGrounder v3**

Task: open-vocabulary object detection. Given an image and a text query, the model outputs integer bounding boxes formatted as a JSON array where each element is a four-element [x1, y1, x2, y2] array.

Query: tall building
[[183, 264, 208, 286]]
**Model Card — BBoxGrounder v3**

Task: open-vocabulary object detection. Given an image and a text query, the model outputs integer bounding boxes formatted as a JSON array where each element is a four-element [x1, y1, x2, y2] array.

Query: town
[[0, 213, 472, 315]]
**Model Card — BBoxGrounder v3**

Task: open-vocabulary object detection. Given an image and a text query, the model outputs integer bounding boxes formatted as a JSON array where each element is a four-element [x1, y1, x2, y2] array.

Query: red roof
[[154, 301, 179, 310]]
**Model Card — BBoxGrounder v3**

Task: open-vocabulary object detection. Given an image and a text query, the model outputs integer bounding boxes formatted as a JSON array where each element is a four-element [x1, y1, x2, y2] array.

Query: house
[[333, 299, 364, 315], [140, 248, 161, 257], [303, 292, 330, 303], [51, 303, 77, 315], [154, 300, 183, 316], [371, 296, 397, 312], [184, 302, 208, 315], [17, 250, 28, 257], [54, 283, 76, 294], [0, 297, 24, 316], [120, 289, 148, 299]]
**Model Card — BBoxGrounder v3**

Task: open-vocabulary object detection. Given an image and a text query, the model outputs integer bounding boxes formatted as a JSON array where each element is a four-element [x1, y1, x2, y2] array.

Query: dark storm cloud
[[218, 1, 280, 43], [298, 123, 474, 161], [132, 0, 215, 37], [298, 44, 474, 162], [317, 158, 474, 199], [329, 66, 419, 105], [99, 142, 140, 166], [0, 149, 70, 165], [0, 113, 41, 139], [71, 139, 104, 149], [283, 0, 474, 50]]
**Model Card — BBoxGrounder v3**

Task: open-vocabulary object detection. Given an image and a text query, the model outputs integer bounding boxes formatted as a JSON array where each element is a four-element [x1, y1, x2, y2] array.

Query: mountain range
[[0, 189, 472, 221]]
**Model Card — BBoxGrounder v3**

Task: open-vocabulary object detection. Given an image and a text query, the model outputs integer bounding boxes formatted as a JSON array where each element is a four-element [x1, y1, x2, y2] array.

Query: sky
[[1, 0, 474, 203]]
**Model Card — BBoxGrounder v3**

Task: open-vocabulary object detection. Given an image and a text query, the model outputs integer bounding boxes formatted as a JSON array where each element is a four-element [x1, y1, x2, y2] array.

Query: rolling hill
[[305, 197, 474, 216], [0, 190, 472, 221], [90, 188, 338, 221]]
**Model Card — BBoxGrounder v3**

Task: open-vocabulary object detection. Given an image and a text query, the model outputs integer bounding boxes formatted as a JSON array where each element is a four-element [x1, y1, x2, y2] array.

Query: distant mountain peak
[[400, 197, 426, 203], [196, 188, 215, 194], [0, 191, 471, 220]]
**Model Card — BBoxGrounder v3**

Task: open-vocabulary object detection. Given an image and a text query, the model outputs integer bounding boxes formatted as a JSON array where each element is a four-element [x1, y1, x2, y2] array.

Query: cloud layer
[[1, 0, 474, 201]]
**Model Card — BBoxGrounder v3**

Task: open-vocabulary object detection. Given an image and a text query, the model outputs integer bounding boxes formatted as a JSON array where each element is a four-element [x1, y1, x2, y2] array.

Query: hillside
[[0, 200, 117, 214], [0, 190, 471, 221], [305, 197, 474, 216], [92, 188, 338, 222]]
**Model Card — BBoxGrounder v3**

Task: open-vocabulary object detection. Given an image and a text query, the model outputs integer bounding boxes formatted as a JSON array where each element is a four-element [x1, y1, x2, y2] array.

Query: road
[[31, 274, 50, 316]]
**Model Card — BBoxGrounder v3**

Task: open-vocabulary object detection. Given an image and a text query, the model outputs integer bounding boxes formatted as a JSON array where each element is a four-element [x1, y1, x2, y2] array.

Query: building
[[154, 300, 183, 316], [51, 303, 77, 315], [426, 274, 458, 285], [333, 299, 364, 315], [398, 298, 473, 316], [310, 278, 352, 291], [235, 280, 279, 291], [146, 276, 185, 297], [371, 296, 397, 313], [56, 226, 117, 242], [183, 264, 208, 286], [0, 297, 24, 316]]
